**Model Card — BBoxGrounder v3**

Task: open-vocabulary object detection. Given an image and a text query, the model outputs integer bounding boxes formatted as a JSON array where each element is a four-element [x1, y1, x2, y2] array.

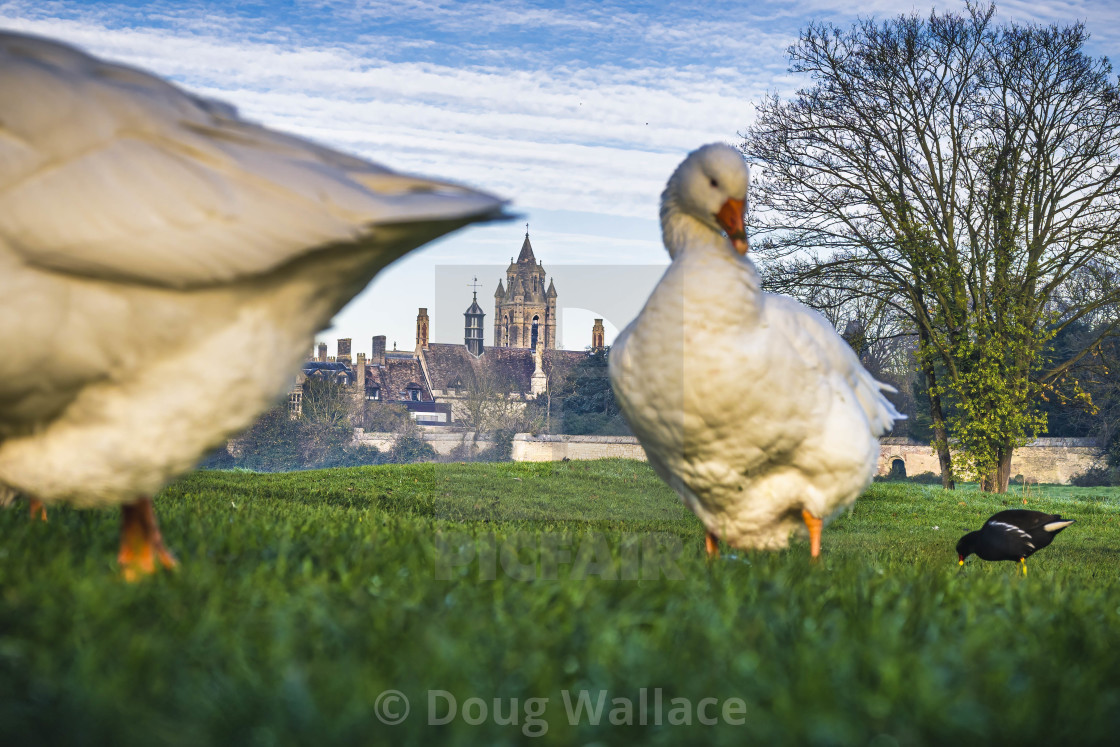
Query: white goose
[[0, 31, 506, 578], [609, 144, 901, 558]]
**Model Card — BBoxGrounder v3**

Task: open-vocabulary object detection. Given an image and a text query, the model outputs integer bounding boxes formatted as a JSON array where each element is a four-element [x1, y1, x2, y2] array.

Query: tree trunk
[[918, 328, 956, 490], [980, 444, 1014, 493], [929, 391, 955, 491]]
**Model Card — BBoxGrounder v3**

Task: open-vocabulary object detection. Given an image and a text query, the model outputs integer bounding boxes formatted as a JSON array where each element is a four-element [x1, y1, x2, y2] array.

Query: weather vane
[[467, 275, 481, 298]]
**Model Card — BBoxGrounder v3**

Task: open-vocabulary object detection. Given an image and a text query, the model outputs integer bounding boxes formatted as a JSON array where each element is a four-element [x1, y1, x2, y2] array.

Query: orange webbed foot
[[29, 498, 47, 522], [802, 509, 823, 562], [705, 532, 720, 560], [118, 498, 178, 582]]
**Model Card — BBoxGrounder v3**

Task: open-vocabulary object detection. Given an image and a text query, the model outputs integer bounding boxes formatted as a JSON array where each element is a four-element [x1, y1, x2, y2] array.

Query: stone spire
[[517, 226, 536, 264]]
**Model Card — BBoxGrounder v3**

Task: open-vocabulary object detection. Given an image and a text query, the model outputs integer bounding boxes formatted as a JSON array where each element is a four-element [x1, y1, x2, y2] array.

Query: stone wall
[[511, 434, 1107, 484], [352, 429, 495, 456], [350, 430, 1108, 483], [511, 434, 648, 462], [351, 431, 647, 461], [878, 437, 1107, 485]]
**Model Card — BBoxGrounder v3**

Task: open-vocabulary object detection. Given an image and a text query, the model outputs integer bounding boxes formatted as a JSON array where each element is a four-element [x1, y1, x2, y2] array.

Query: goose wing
[[764, 293, 903, 437], [0, 32, 505, 288]]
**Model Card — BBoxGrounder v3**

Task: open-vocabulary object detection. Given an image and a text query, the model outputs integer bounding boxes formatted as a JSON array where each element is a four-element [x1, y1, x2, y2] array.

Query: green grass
[[3, 461, 1120, 745]]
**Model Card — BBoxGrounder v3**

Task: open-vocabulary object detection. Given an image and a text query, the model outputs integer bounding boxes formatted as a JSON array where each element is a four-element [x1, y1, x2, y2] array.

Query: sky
[[3, 0, 1119, 356]]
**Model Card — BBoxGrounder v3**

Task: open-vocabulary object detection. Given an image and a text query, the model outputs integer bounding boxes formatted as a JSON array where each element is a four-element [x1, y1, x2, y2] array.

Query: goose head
[[660, 143, 750, 258]]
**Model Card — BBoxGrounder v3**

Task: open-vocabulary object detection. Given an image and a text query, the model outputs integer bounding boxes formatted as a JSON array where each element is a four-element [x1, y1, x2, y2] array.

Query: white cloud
[[1, 10, 762, 219]]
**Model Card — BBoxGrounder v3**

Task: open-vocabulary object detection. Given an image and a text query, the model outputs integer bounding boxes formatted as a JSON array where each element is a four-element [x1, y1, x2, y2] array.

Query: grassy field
[[2, 460, 1119, 745]]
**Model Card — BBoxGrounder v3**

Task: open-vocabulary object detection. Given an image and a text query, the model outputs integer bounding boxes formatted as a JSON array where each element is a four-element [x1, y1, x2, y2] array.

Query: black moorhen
[[957, 509, 1075, 575]]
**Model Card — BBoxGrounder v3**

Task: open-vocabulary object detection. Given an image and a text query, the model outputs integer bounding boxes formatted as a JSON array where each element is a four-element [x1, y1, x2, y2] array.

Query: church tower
[[591, 319, 605, 351], [493, 227, 557, 350], [464, 279, 485, 357]]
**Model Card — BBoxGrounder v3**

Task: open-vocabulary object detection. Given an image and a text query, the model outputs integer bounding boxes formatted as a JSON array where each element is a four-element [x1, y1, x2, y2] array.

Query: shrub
[[874, 470, 943, 485], [232, 408, 306, 472], [388, 434, 436, 464], [474, 428, 516, 462], [1071, 466, 1120, 487], [908, 471, 944, 485]]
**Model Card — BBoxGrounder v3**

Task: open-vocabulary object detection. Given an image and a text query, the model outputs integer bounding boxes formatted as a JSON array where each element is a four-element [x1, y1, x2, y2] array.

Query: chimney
[[317, 342, 328, 362], [591, 319, 605, 351], [337, 337, 352, 364], [372, 335, 386, 366], [355, 352, 366, 394], [416, 307, 430, 350]]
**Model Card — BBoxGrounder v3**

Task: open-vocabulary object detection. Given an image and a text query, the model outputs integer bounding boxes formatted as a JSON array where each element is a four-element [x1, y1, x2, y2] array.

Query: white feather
[[986, 520, 1034, 544]]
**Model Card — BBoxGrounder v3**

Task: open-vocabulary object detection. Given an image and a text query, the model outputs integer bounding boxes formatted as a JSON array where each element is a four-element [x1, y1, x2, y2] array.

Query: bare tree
[[300, 378, 353, 429], [743, 3, 1120, 491], [457, 363, 539, 438]]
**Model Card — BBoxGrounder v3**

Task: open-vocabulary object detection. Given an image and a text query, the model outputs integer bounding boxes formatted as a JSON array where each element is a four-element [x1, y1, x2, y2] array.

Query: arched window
[[531, 315, 540, 350]]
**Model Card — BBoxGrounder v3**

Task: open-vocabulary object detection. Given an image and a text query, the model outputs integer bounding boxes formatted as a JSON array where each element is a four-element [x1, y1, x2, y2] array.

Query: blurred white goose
[[0, 31, 506, 578], [609, 144, 901, 559]]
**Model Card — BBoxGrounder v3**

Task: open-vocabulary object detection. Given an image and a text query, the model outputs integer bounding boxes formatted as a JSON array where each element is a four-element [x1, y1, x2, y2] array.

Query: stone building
[[296, 231, 593, 425], [493, 229, 557, 350], [291, 333, 447, 423]]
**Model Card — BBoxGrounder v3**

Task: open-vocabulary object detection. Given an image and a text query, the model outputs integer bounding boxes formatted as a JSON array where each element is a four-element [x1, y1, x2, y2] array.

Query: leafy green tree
[[743, 3, 1120, 491]]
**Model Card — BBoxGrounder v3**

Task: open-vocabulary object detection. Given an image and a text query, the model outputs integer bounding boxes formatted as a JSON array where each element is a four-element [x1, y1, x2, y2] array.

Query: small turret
[[465, 282, 486, 357]]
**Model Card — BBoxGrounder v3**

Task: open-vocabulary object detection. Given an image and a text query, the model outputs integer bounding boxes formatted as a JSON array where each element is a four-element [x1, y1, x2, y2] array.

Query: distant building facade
[[293, 230, 590, 425]]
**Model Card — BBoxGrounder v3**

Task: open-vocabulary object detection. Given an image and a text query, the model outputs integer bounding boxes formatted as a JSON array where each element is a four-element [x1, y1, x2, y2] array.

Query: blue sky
[[4, 0, 1119, 354]]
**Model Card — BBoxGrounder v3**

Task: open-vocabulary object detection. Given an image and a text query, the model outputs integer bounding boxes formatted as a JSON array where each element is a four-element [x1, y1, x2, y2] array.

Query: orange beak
[[715, 197, 748, 254]]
